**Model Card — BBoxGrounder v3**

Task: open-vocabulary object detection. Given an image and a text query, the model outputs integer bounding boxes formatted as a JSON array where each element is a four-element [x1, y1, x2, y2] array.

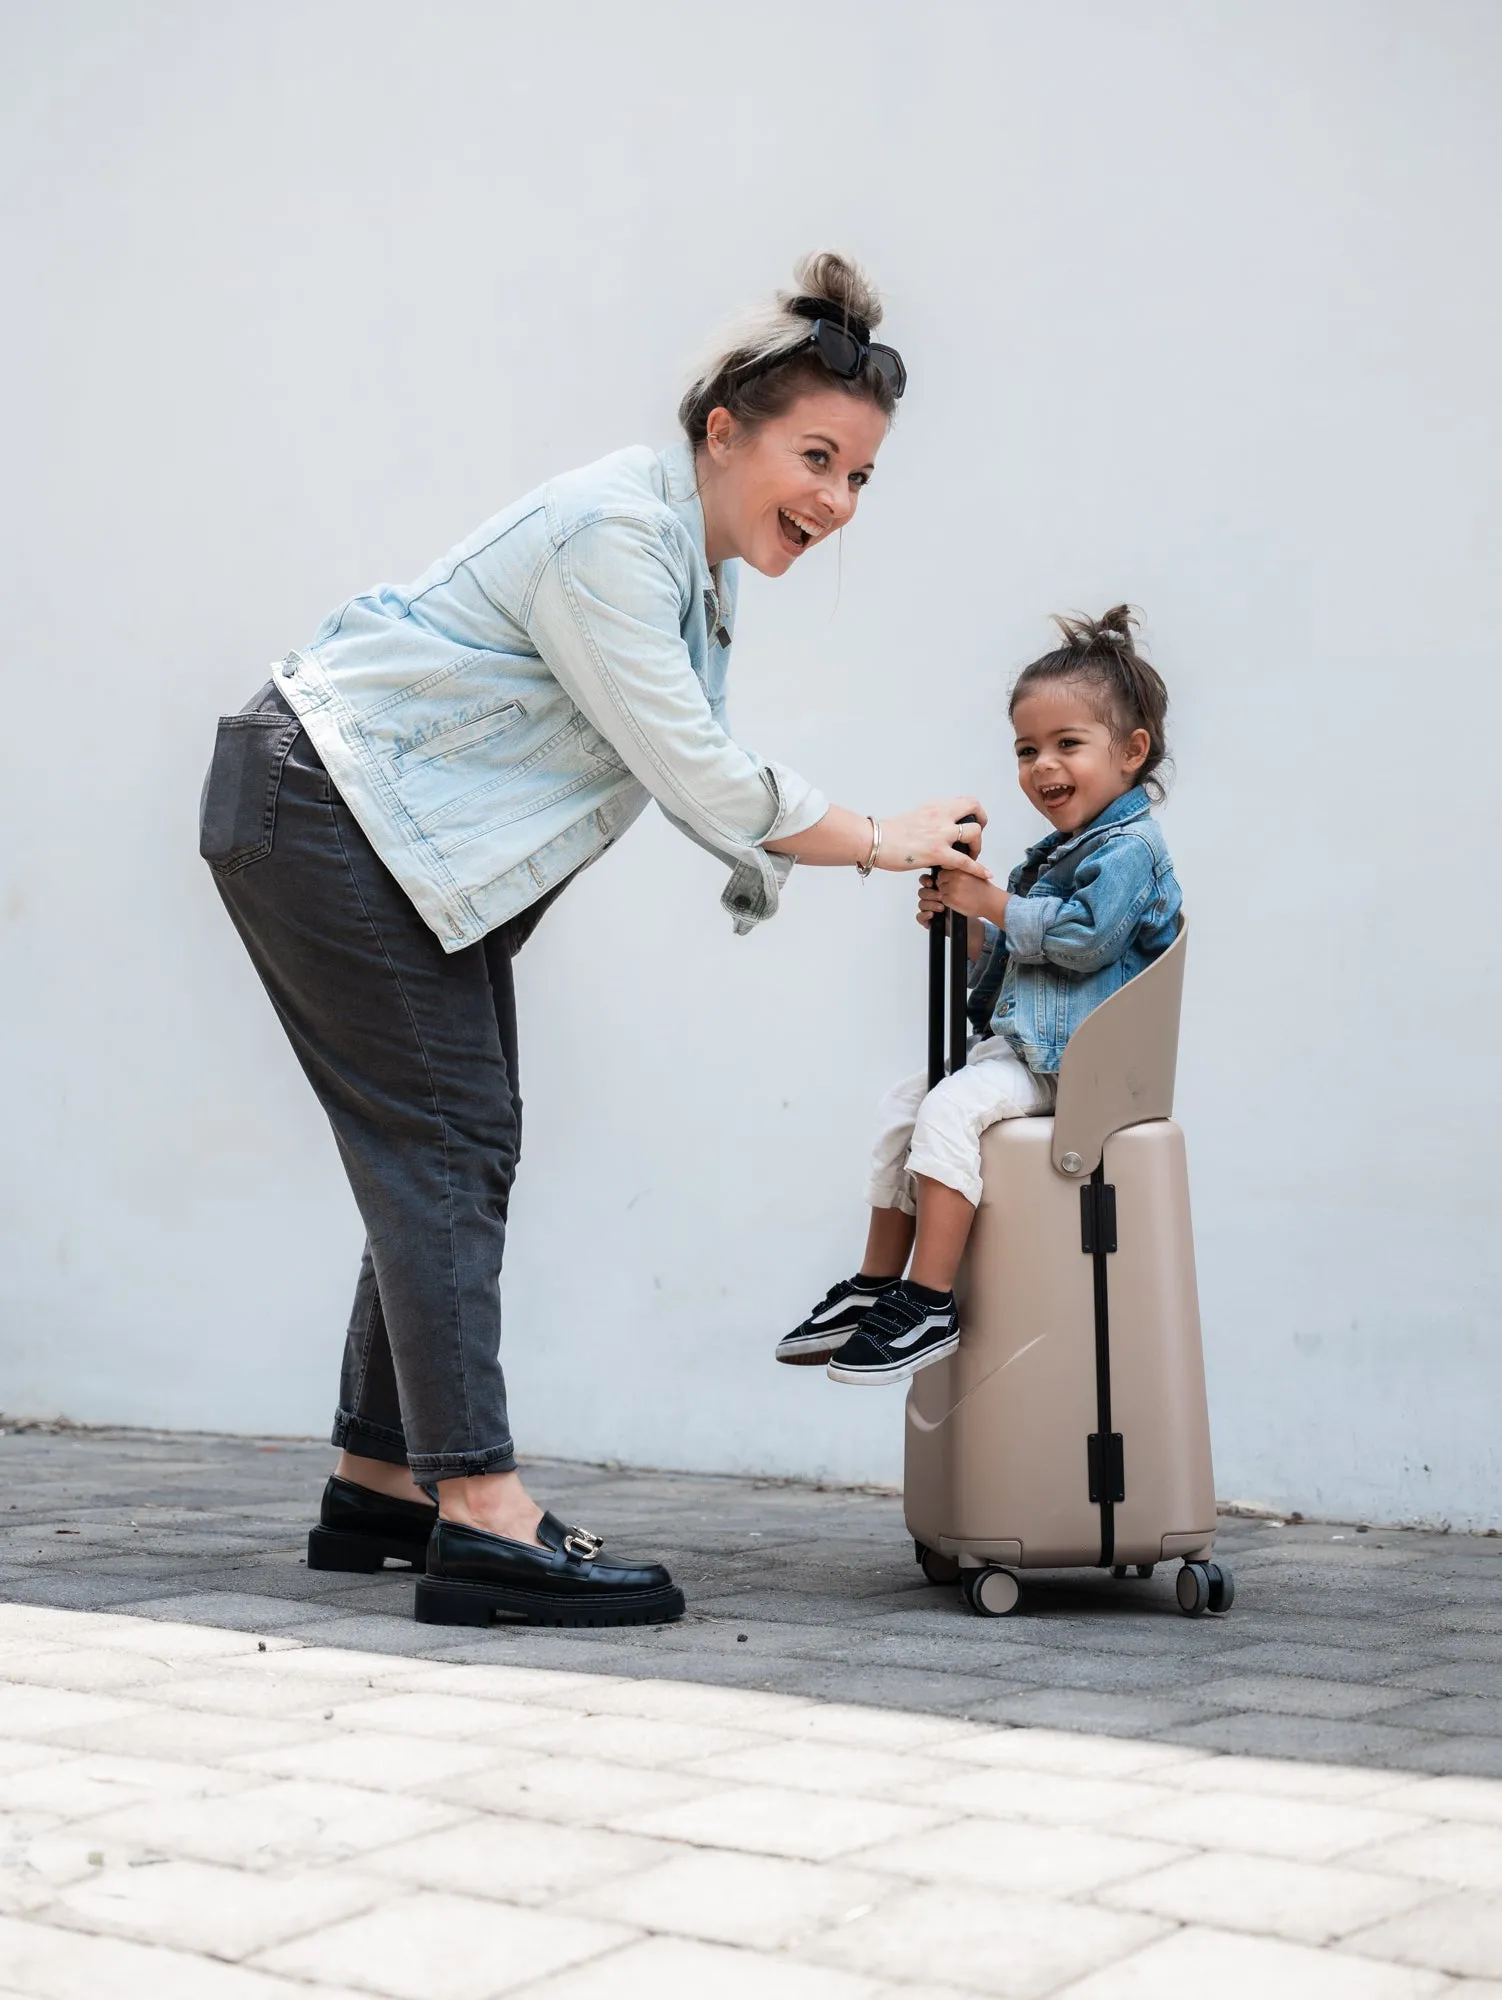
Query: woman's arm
[[766, 800, 992, 878]]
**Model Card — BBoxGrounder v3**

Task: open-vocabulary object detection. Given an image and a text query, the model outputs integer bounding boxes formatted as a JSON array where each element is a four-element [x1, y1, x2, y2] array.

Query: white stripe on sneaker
[[886, 1311, 953, 1350]]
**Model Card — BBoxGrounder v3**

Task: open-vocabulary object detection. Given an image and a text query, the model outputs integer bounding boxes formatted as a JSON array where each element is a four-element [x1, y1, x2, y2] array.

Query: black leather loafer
[[414, 1511, 685, 1627], [306, 1475, 438, 1573]]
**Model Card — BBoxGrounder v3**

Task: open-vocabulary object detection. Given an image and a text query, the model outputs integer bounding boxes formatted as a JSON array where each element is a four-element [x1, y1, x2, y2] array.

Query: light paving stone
[[317, 1690, 555, 1740], [925, 1726, 1207, 1779], [1096, 1848, 1443, 1945], [0, 1648, 180, 1695], [476, 1708, 771, 1769], [803, 1880, 1166, 1994], [1339, 1893, 1502, 1980], [616, 1783, 951, 1862], [130, 1671, 400, 1721], [1350, 1821, 1502, 1891], [916, 1766, 1181, 1827], [0, 1744, 67, 1780], [229, 1727, 503, 1792], [1126, 1788, 1432, 1861], [558, 1846, 890, 1950], [364, 1817, 673, 1905], [742, 1699, 979, 1752], [1387, 1777, 1502, 1827], [853, 1817, 1188, 1898], [0, 1687, 147, 1740], [77, 1779, 472, 1870], [514, 1932, 891, 1999], [518, 1674, 828, 1731], [253, 1889, 632, 1999], [1051, 1923, 1451, 1997], [0, 1909, 374, 1998], [430, 1754, 721, 1828], [47, 1854, 386, 1960], [47, 1706, 326, 1767], [679, 1737, 960, 1801], [237, 1646, 432, 1686], [0, 1753, 262, 1819], [1167, 1753, 1427, 1803], [0, 1611, 298, 1662]]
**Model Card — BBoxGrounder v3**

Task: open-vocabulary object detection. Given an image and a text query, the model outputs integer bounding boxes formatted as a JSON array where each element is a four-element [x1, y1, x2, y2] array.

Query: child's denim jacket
[[968, 786, 1182, 1074]]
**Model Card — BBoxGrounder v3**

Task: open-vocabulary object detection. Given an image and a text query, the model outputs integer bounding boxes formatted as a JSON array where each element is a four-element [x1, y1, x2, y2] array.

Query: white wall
[[3, 1, 1500, 1527]]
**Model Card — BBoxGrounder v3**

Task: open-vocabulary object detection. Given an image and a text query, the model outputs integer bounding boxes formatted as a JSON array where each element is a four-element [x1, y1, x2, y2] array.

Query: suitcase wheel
[[1176, 1560, 1234, 1617], [1112, 1563, 1157, 1581], [920, 1546, 961, 1587], [963, 1566, 1021, 1617]]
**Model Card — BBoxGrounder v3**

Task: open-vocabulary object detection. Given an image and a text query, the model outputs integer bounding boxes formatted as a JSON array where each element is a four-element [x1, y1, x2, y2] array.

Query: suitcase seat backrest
[[1049, 916, 1187, 1179]]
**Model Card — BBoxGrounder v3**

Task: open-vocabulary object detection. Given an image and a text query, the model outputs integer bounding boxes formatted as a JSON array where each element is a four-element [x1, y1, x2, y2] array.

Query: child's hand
[[916, 876, 946, 930], [935, 867, 1010, 928]]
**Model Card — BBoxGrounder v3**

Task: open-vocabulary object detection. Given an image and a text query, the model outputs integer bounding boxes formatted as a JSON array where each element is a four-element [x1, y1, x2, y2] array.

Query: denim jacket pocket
[[199, 713, 301, 873]]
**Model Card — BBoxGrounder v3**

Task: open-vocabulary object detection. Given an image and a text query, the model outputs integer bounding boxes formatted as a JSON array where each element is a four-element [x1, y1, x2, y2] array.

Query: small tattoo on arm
[[905, 852, 916, 865]]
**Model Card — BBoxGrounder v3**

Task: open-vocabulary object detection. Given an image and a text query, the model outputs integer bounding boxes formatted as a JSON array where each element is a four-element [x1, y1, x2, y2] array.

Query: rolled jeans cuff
[[406, 1444, 518, 1480], [865, 1165, 918, 1218], [903, 1143, 984, 1209], [330, 1409, 409, 1468]]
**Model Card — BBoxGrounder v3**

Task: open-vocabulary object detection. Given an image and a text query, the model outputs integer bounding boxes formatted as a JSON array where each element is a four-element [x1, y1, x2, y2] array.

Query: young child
[[777, 606, 1183, 1384]]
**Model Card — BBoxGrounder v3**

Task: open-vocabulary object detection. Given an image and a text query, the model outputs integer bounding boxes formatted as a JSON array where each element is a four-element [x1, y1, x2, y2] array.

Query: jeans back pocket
[[199, 713, 301, 873]]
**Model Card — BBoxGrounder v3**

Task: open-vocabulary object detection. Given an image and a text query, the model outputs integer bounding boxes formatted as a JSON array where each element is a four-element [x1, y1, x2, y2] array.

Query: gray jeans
[[201, 684, 560, 1479]]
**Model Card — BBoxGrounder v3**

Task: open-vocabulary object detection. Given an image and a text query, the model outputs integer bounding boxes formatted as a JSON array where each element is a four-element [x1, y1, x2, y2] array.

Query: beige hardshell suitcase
[[904, 906, 1231, 1619]]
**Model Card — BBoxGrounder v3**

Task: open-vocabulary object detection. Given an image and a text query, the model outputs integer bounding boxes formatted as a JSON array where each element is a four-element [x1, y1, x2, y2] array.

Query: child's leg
[[774, 1069, 927, 1366], [861, 1204, 915, 1281], [908, 1178, 976, 1293], [906, 1043, 1054, 1290], [826, 1046, 1052, 1387]]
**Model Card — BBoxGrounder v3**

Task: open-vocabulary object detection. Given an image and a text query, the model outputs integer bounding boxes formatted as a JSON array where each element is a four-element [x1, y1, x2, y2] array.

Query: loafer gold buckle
[[562, 1527, 604, 1560]]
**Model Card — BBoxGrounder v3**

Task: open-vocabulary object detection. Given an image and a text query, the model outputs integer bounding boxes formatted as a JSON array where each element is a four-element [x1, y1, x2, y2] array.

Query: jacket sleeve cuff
[[1003, 895, 1063, 963], [758, 762, 828, 843], [967, 919, 1002, 989]]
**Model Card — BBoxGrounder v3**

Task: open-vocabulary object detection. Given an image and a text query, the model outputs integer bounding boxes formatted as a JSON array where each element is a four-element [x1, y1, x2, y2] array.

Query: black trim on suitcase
[[926, 819, 980, 1090], [928, 889, 1128, 1571], [1082, 1166, 1125, 1565]]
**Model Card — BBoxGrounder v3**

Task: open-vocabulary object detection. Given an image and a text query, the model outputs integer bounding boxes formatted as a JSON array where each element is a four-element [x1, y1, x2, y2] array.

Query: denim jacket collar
[[659, 439, 733, 646], [1018, 783, 1153, 871]]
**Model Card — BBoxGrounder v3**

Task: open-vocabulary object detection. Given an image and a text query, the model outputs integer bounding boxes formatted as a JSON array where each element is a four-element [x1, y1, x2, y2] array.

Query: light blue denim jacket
[[968, 787, 1182, 1074], [269, 441, 828, 951]]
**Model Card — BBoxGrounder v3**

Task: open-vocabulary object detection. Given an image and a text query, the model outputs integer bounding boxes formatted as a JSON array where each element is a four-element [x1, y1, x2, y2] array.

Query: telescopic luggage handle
[[927, 816, 980, 1090]]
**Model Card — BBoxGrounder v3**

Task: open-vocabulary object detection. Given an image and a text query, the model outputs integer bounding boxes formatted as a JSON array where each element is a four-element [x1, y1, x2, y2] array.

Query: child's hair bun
[[1053, 604, 1139, 654]]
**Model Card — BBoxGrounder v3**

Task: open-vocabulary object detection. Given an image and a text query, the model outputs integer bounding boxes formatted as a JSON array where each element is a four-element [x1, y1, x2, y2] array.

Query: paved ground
[[0, 1424, 1499, 1996]]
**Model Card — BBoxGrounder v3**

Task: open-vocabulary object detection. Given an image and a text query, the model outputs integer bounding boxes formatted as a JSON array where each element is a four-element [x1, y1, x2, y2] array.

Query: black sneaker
[[775, 1274, 897, 1366], [826, 1282, 959, 1385]]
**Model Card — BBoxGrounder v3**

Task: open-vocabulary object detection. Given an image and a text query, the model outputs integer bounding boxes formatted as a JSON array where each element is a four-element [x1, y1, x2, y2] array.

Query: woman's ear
[[702, 407, 738, 466], [1122, 727, 1151, 774]]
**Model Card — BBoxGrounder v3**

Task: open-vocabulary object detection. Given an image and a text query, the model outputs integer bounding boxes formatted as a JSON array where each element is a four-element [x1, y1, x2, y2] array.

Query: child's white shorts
[[866, 1038, 1056, 1213]]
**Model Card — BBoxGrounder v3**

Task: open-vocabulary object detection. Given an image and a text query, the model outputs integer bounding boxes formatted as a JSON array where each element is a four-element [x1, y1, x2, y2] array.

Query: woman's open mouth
[[777, 508, 822, 554]]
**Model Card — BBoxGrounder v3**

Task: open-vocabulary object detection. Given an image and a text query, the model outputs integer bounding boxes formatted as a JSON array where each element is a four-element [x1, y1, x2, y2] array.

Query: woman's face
[[699, 387, 889, 575]]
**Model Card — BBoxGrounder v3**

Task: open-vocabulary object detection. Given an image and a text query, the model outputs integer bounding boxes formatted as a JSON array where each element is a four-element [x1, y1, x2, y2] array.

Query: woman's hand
[[876, 798, 990, 878]]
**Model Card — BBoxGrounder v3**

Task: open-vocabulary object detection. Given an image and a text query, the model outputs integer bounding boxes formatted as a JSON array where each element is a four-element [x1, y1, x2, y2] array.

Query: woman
[[200, 251, 990, 1630]]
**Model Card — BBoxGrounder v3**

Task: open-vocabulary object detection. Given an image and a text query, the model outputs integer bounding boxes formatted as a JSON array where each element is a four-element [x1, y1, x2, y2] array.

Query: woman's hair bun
[[678, 249, 895, 445], [789, 250, 883, 331]]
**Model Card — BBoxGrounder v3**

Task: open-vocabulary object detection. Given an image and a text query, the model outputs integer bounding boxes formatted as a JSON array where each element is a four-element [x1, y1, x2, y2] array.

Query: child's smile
[[1012, 682, 1150, 833]]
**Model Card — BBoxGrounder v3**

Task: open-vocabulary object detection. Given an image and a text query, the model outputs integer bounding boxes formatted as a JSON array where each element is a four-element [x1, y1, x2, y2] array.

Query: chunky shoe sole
[[414, 1575, 686, 1629], [826, 1332, 960, 1386], [307, 1526, 429, 1573]]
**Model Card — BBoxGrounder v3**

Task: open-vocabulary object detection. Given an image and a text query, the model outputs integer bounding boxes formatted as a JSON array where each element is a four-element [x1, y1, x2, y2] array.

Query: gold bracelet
[[857, 816, 882, 879]]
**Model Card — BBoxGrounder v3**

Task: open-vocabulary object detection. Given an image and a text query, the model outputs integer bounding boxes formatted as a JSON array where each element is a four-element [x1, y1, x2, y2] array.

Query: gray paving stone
[[1, 1423, 1500, 1789]]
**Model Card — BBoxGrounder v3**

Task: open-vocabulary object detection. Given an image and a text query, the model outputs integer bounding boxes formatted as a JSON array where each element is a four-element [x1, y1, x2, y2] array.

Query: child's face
[[1012, 681, 1149, 834]]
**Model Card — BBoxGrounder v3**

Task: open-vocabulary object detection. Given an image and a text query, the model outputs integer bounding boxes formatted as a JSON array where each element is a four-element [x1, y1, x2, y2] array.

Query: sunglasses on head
[[736, 296, 907, 400]]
